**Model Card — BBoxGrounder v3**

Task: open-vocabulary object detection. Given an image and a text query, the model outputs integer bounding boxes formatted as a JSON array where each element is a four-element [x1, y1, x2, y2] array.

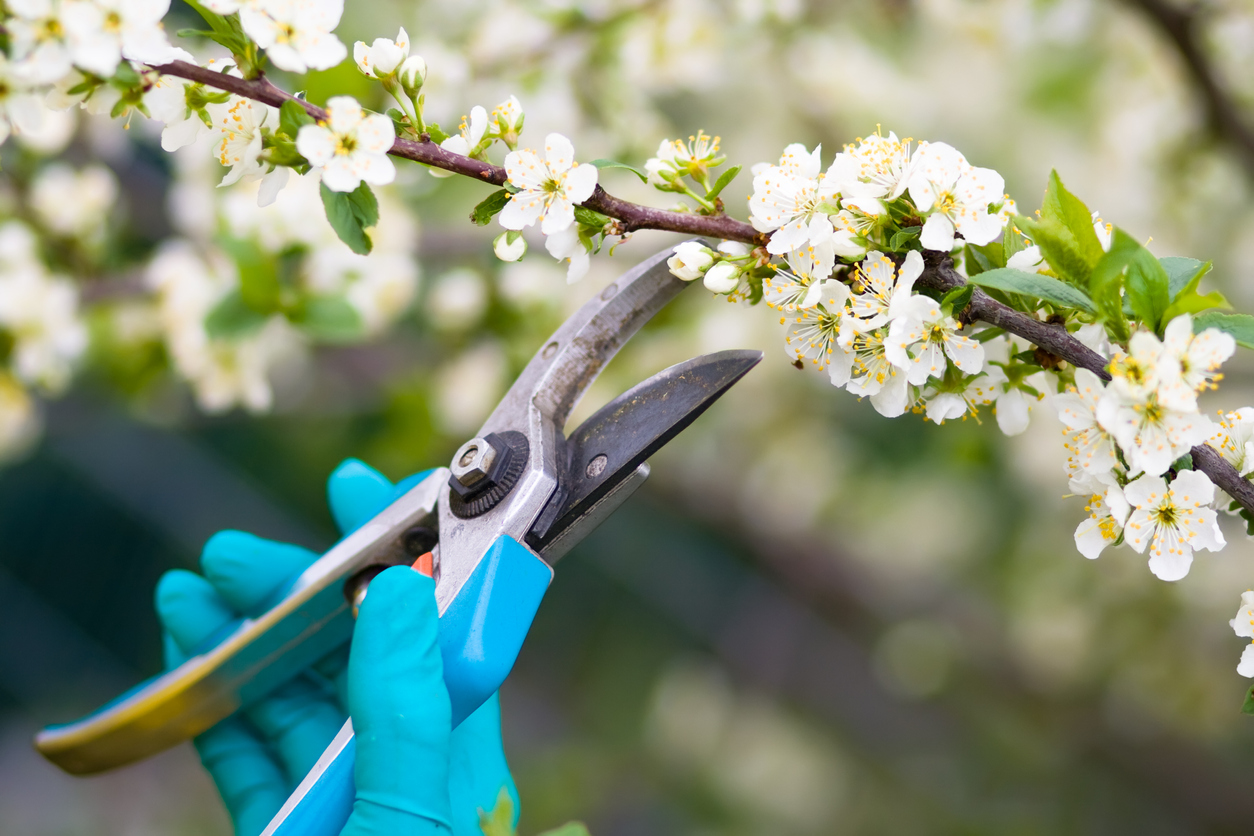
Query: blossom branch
[[151, 60, 766, 241], [149, 59, 1254, 516]]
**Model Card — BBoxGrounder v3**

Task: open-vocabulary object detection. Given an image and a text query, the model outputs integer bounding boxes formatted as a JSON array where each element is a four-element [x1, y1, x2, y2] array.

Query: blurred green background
[[6, 0, 1254, 833]]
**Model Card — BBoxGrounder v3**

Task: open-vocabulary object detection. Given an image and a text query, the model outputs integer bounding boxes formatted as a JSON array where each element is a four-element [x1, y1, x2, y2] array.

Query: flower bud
[[494, 230, 527, 262], [492, 95, 524, 148], [703, 261, 740, 294], [666, 241, 714, 281], [398, 55, 427, 96], [354, 27, 410, 79]]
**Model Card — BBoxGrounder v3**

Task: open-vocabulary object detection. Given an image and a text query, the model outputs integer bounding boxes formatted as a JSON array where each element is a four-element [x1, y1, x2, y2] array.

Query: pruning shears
[[33, 243, 761, 835]]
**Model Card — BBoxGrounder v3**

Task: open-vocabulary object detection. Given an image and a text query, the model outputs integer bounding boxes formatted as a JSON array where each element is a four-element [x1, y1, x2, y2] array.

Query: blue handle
[[263, 535, 552, 836]]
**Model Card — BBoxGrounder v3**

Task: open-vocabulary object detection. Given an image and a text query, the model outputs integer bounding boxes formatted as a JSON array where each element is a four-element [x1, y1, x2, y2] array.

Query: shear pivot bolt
[[451, 437, 497, 487]]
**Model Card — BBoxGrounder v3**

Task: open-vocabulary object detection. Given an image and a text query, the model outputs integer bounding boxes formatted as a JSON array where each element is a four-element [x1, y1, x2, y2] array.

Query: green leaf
[[965, 267, 1097, 314], [1003, 219, 1027, 261], [292, 296, 363, 342], [573, 205, 610, 228], [425, 122, 450, 144], [320, 182, 378, 255], [588, 158, 647, 183], [204, 290, 269, 339], [1243, 684, 1254, 716], [538, 825, 593, 836], [279, 99, 315, 138], [941, 283, 974, 315], [1110, 230, 1171, 332], [1038, 169, 1105, 270], [1015, 215, 1095, 288], [889, 225, 921, 252], [1169, 453, 1194, 472], [1088, 239, 1132, 343], [1161, 257, 1228, 322], [1192, 312, 1254, 349], [218, 238, 281, 314], [705, 164, 742, 200], [470, 189, 511, 226], [1162, 256, 1210, 298]]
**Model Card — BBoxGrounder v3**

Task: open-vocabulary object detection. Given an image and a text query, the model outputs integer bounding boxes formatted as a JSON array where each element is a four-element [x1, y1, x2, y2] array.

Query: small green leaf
[[1169, 453, 1194, 472], [470, 189, 511, 226], [705, 164, 742, 200], [965, 267, 1097, 314], [963, 243, 993, 276], [1015, 215, 1095, 288], [1109, 229, 1170, 332], [425, 122, 451, 144], [292, 295, 363, 342], [888, 225, 921, 252], [1162, 257, 1210, 298], [1161, 257, 1228, 322], [1003, 220, 1027, 261], [1038, 170, 1105, 270], [279, 99, 315, 138], [1192, 312, 1254, 349], [1243, 684, 1254, 716], [941, 283, 974, 315], [205, 291, 270, 339], [573, 205, 610, 228], [588, 158, 647, 183], [320, 182, 378, 255]]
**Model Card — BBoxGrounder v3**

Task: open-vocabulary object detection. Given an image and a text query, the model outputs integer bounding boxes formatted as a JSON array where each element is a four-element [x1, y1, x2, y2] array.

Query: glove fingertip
[[155, 569, 236, 654], [202, 530, 318, 615], [328, 458, 395, 535]]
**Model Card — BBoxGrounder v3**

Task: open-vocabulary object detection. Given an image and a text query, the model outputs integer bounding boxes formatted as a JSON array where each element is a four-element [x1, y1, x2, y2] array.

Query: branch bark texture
[[150, 60, 1254, 515]]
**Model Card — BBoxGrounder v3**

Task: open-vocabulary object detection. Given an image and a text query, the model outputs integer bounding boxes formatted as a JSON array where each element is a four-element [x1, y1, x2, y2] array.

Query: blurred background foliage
[[6, 0, 1254, 833]]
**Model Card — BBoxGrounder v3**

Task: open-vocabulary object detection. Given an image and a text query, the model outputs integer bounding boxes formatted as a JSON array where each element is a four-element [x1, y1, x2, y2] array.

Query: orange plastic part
[[412, 552, 434, 577]]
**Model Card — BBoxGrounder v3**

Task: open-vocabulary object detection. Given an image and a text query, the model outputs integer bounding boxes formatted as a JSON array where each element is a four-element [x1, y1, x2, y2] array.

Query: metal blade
[[527, 349, 762, 555]]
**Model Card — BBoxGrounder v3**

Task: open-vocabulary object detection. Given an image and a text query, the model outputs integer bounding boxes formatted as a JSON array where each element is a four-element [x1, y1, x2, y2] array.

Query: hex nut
[[450, 437, 498, 487]]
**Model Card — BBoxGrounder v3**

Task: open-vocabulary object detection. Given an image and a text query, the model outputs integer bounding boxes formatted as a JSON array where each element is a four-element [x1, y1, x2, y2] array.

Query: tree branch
[[148, 59, 1254, 515], [1122, 0, 1254, 179]]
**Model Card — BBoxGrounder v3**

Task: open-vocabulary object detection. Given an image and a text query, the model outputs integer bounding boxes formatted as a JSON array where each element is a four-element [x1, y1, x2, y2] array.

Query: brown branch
[[148, 59, 1254, 515], [1123, 0, 1254, 179]]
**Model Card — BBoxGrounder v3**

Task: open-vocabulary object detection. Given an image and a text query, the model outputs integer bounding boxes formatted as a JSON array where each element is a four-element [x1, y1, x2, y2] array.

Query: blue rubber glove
[[154, 459, 520, 836]]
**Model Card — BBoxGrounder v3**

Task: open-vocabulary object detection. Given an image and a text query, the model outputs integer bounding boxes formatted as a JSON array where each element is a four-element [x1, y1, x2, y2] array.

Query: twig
[[147, 59, 1254, 515], [1123, 0, 1254, 179]]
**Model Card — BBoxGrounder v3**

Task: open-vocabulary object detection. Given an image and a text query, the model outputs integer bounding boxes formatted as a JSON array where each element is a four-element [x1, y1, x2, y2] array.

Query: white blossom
[[296, 96, 396, 193], [749, 143, 840, 255], [544, 227, 590, 283], [885, 295, 985, 384], [0, 54, 49, 145], [646, 131, 722, 189], [922, 366, 1003, 425], [762, 240, 835, 311], [1230, 591, 1254, 677], [908, 141, 1005, 251], [438, 105, 489, 159], [500, 133, 598, 235], [354, 27, 410, 78], [1208, 408, 1254, 478], [1055, 368, 1119, 488], [0, 239, 87, 393], [667, 241, 714, 281], [7, 0, 76, 83], [144, 74, 212, 152], [61, 0, 178, 78], [1158, 314, 1235, 410], [240, 0, 347, 74], [826, 131, 914, 216], [1006, 245, 1047, 274], [491, 95, 523, 148], [845, 250, 921, 328], [209, 96, 275, 189], [1123, 470, 1225, 581], [1074, 476, 1131, 560], [782, 281, 850, 373], [840, 321, 912, 417]]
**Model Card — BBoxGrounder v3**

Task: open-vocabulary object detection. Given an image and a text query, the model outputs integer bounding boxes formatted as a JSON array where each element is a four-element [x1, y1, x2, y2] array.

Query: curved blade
[[527, 349, 762, 555]]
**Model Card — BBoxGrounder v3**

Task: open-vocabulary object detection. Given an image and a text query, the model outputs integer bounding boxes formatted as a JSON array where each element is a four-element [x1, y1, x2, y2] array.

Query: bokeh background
[[6, 0, 1254, 833]]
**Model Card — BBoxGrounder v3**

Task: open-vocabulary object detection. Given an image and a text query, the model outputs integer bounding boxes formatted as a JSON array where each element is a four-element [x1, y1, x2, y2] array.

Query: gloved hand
[[155, 459, 519, 836]]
